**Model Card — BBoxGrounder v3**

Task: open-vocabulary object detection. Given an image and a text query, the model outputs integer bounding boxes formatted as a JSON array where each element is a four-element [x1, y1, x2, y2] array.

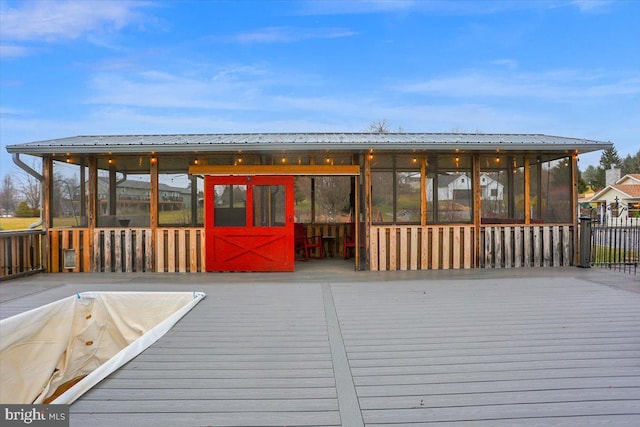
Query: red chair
[[343, 222, 365, 259], [294, 223, 324, 260], [343, 223, 355, 259]]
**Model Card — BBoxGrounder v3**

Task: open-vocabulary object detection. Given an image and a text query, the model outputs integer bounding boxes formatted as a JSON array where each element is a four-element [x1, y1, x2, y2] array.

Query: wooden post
[[79, 157, 86, 226], [42, 156, 52, 272], [150, 156, 159, 271], [108, 163, 117, 216], [473, 154, 481, 268], [524, 157, 531, 225], [571, 153, 579, 266], [354, 160, 361, 271], [421, 157, 427, 226], [364, 153, 372, 270], [88, 157, 98, 271]]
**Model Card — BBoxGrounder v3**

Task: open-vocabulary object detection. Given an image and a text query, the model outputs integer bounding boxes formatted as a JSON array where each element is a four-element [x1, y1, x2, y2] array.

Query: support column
[[421, 156, 427, 226], [473, 154, 481, 268], [150, 156, 159, 271], [524, 157, 531, 224], [571, 153, 579, 266], [42, 156, 52, 272], [88, 157, 98, 272], [364, 152, 372, 270]]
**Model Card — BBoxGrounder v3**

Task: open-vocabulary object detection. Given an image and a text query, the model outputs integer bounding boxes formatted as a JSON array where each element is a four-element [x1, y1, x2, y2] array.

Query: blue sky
[[1, 0, 638, 176]]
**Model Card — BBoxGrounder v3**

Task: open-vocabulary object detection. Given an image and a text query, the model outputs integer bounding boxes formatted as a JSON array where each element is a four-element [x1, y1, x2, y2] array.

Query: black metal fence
[[586, 202, 639, 275]]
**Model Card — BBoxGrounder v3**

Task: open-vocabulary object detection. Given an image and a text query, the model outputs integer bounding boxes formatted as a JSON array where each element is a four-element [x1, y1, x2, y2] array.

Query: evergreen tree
[[15, 201, 35, 217], [620, 149, 640, 175], [599, 147, 621, 170]]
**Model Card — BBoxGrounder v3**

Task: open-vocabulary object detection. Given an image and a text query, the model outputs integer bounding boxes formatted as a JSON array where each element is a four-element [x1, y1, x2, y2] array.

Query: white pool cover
[[0, 291, 205, 404]]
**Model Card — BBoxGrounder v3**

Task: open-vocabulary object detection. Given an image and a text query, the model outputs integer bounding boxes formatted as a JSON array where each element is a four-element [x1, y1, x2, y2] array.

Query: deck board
[[1, 270, 639, 426]]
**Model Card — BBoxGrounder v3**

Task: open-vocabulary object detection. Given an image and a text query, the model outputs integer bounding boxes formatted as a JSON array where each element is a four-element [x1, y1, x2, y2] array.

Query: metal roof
[[6, 132, 612, 155]]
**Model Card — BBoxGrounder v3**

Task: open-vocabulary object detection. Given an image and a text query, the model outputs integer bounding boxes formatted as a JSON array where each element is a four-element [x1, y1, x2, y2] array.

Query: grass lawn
[[0, 217, 42, 231]]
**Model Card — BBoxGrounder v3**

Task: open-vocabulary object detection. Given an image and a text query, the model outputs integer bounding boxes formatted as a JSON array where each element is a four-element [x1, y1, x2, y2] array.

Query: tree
[[367, 119, 404, 133], [582, 164, 605, 190], [599, 147, 621, 170], [15, 201, 35, 217], [0, 174, 17, 215], [15, 158, 42, 210], [315, 177, 350, 221], [368, 119, 391, 133], [620, 149, 640, 175]]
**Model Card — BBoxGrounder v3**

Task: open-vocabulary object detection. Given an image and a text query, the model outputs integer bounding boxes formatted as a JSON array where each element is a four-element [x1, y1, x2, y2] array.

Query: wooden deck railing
[[0, 229, 45, 280], [45, 223, 575, 274], [156, 228, 205, 272], [49, 228, 92, 272], [481, 225, 574, 268], [92, 228, 153, 273], [370, 224, 574, 271], [370, 225, 476, 271]]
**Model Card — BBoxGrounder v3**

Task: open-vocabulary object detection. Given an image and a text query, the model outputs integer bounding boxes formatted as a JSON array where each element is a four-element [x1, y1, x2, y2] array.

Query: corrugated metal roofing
[[6, 132, 611, 155]]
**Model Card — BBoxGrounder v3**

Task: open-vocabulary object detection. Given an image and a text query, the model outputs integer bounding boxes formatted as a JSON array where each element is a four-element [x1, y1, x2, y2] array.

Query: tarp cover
[[1, 291, 205, 404]]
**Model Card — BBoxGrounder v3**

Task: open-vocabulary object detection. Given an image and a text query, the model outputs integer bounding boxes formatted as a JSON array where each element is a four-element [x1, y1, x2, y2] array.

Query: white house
[[426, 172, 503, 202], [589, 174, 640, 223]]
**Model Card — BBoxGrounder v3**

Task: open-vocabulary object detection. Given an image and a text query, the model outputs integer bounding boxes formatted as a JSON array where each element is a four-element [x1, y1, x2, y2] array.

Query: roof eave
[[6, 141, 614, 155]]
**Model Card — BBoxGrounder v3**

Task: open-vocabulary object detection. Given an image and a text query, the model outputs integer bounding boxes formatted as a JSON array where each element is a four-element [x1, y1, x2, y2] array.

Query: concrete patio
[[1, 264, 639, 426]]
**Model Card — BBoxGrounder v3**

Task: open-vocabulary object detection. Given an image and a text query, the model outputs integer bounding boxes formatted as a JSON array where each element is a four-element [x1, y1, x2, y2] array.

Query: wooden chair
[[294, 223, 324, 260]]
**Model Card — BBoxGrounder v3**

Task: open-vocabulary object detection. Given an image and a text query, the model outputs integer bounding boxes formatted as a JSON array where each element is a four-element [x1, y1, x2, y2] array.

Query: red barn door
[[204, 176, 294, 272]]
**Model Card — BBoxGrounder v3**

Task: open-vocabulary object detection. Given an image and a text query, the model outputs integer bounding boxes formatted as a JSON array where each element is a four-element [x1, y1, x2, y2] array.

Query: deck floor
[[1, 266, 639, 426]]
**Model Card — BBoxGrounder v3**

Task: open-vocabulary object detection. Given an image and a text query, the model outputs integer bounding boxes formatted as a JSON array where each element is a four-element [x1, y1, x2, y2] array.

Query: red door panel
[[205, 176, 294, 272]]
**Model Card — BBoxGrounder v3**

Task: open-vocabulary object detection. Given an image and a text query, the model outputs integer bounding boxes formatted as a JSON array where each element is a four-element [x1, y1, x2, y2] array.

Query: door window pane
[[214, 185, 246, 226], [254, 185, 285, 227]]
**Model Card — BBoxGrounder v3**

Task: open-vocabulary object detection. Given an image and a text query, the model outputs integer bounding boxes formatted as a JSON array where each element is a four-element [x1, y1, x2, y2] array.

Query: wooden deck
[[1, 267, 639, 426]]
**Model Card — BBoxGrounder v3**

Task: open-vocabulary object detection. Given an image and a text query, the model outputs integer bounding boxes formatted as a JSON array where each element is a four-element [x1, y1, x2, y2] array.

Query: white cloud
[[296, 0, 419, 15], [0, 45, 32, 58], [396, 70, 640, 100], [570, 0, 613, 13], [86, 64, 328, 111], [0, 1, 151, 45], [490, 59, 519, 71], [224, 26, 356, 44]]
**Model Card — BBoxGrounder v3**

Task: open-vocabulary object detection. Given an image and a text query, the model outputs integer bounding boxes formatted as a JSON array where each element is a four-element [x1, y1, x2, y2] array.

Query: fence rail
[[0, 229, 45, 280]]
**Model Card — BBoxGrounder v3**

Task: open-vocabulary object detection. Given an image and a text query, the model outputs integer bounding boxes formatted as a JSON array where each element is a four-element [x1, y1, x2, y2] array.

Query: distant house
[[589, 174, 640, 222], [94, 178, 191, 226], [426, 173, 503, 202]]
